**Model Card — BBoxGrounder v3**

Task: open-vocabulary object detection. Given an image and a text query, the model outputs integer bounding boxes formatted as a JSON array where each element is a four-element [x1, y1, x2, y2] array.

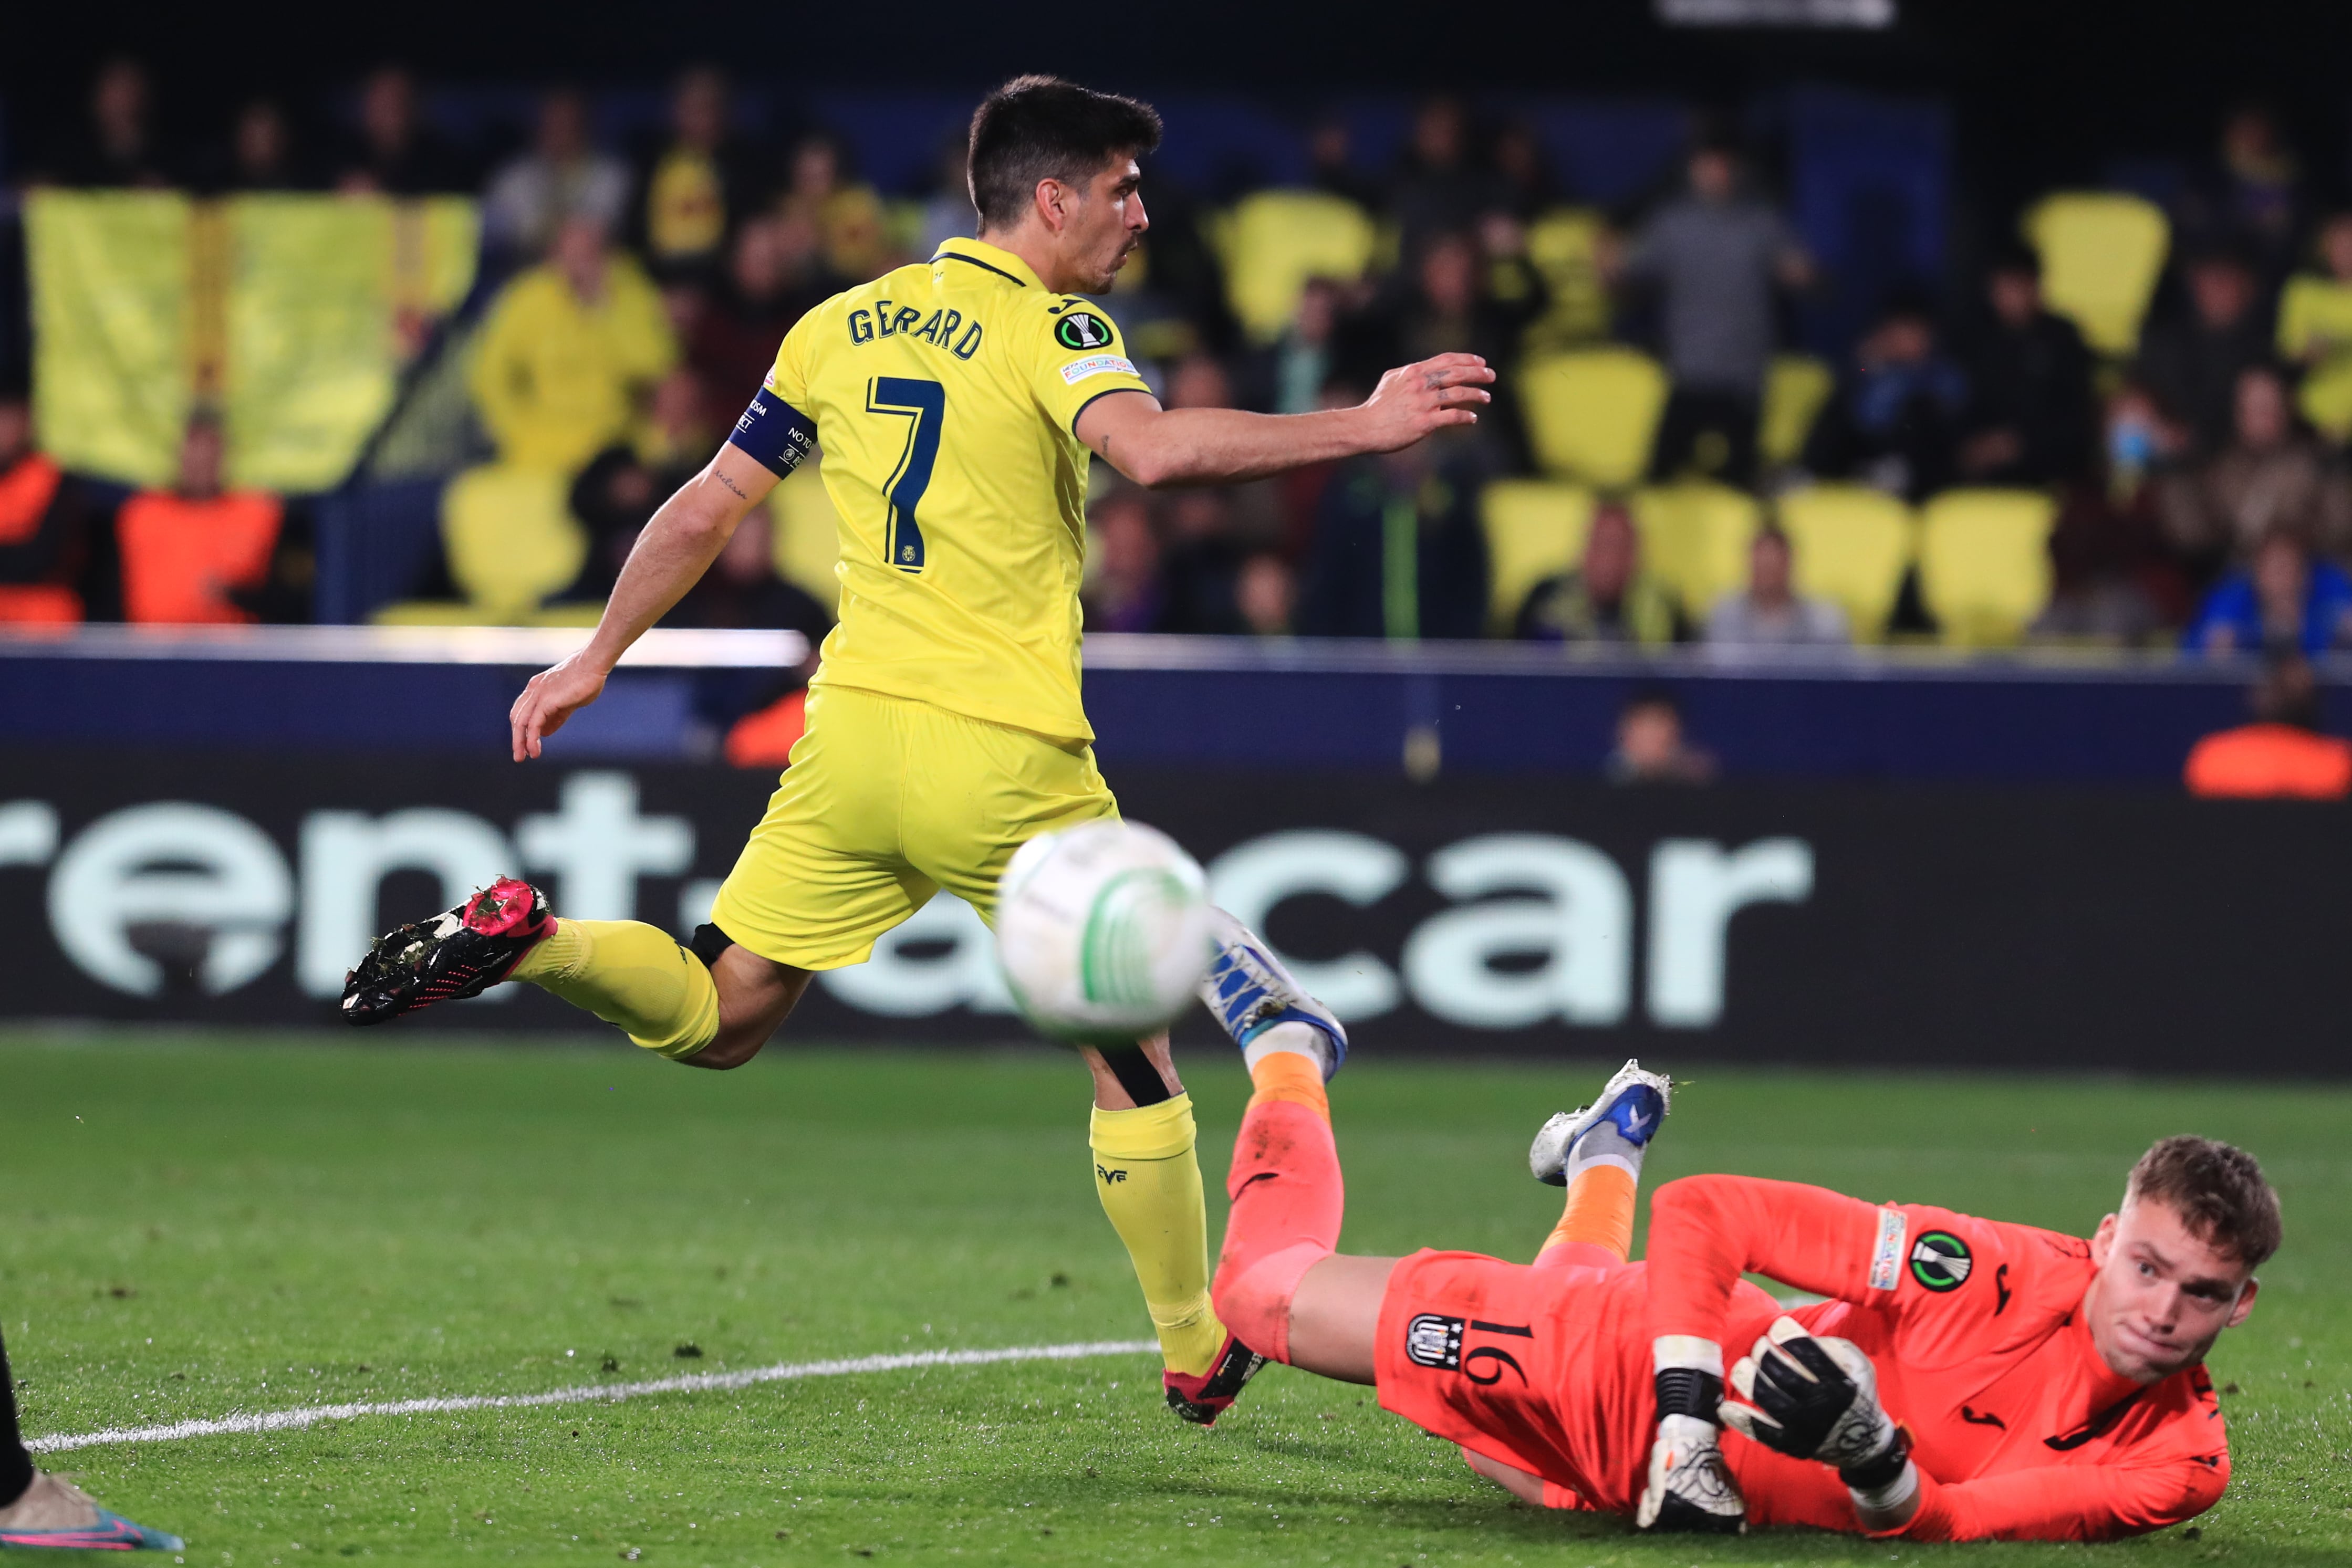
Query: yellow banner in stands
[[26, 192, 479, 493], [26, 191, 192, 488]]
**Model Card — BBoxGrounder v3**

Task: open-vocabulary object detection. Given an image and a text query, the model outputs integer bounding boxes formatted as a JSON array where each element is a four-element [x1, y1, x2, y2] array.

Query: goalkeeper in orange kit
[[1209, 1044, 2273, 1540]]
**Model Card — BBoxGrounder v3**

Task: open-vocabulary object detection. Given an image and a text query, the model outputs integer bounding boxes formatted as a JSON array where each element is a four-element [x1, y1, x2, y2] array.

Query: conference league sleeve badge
[[1909, 1229, 1974, 1292]]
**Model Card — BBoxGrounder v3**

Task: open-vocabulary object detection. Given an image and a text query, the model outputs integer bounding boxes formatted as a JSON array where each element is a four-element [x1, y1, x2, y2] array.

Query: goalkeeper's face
[[2086, 1197, 2259, 1384]]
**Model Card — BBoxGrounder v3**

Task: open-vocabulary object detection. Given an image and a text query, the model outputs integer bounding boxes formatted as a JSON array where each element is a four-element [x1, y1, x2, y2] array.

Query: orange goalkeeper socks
[[1536, 1164, 1638, 1268], [1209, 1048, 1343, 1364]]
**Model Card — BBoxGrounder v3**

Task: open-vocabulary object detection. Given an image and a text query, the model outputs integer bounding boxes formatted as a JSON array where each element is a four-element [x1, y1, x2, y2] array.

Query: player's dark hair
[[967, 75, 1161, 231], [2126, 1136, 2282, 1268]]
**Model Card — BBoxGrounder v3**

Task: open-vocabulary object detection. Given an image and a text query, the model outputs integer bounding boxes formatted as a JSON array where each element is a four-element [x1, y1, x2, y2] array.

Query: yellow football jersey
[[729, 237, 1152, 743]]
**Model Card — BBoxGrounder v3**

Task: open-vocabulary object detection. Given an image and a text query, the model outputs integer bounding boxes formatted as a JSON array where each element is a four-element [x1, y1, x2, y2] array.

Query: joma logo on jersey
[[849, 300, 983, 360], [1054, 310, 1113, 351]]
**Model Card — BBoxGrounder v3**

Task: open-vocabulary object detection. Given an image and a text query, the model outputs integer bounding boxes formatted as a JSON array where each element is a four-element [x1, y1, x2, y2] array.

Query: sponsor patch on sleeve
[[1059, 353, 1139, 386], [1868, 1206, 1908, 1292], [726, 387, 817, 475]]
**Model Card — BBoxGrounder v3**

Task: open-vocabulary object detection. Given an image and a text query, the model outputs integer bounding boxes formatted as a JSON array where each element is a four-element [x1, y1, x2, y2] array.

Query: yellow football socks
[[1088, 1095, 1224, 1378], [1539, 1163, 1638, 1264], [511, 919, 721, 1060]]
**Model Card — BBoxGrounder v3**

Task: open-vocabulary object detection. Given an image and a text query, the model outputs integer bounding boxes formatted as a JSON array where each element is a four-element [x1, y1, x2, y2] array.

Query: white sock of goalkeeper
[[1566, 1117, 1646, 1186]]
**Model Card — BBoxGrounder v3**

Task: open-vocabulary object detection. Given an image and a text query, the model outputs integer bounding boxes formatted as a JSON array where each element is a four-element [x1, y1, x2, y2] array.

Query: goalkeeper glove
[[1721, 1315, 1918, 1528], [1635, 1414, 1746, 1533]]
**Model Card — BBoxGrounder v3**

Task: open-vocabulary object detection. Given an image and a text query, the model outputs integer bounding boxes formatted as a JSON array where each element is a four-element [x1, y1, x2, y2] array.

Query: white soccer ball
[[995, 820, 1216, 1046]]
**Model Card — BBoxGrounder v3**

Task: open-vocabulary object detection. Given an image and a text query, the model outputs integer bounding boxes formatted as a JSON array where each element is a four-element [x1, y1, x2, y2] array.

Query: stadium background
[[3, 5, 2350, 1564]]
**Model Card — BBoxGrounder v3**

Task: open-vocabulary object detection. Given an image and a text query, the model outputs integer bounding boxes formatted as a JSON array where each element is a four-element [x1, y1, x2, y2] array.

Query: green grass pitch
[[2, 1031, 2348, 1566]]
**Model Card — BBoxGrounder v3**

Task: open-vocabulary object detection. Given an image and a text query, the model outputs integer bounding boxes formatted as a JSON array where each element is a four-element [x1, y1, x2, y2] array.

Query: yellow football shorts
[[707, 684, 1120, 971]]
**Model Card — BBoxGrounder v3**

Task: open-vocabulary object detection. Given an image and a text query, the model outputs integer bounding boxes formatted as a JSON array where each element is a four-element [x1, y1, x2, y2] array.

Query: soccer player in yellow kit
[[340, 75, 1492, 1423]]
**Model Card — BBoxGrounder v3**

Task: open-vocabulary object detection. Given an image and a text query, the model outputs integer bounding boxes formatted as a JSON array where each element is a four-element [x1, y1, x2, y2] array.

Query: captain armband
[[727, 387, 818, 476]]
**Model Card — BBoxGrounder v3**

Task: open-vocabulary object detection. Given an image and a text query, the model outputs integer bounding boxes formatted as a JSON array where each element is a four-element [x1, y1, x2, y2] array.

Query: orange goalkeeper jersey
[[1645, 1175, 2231, 1541]]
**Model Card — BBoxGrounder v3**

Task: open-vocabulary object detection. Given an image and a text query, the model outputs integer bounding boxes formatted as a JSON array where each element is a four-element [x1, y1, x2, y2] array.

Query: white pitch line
[[28, 1338, 1159, 1456]]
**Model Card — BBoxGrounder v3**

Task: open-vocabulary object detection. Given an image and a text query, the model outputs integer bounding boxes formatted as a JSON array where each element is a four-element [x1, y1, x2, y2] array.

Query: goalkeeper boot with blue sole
[[1196, 909, 1349, 1079], [340, 877, 554, 1026], [0, 1472, 185, 1551], [1529, 1059, 1672, 1186]]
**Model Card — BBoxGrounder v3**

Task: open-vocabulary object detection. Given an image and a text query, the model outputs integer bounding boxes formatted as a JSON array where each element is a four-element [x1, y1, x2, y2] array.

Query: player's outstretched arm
[[1074, 352, 1494, 488], [509, 444, 780, 761]]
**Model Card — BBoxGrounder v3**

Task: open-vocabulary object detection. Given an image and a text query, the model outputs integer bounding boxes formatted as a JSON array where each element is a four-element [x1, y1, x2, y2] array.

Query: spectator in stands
[[1305, 114, 1382, 212], [1514, 499, 1682, 646], [2159, 363, 2352, 574], [2136, 247, 2272, 456], [568, 367, 712, 597], [1802, 292, 1969, 502], [2175, 104, 2305, 288], [1157, 489, 1248, 634], [2274, 212, 2352, 445], [2186, 527, 2352, 656], [1341, 225, 1542, 468], [1235, 552, 1296, 637], [690, 216, 836, 415], [1298, 444, 1489, 641], [1161, 352, 1286, 543], [0, 391, 100, 624], [2033, 380, 2194, 643], [1248, 275, 1344, 416], [1489, 119, 1557, 220], [2183, 652, 2352, 799], [631, 67, 771, 285], [1084, 487, 1165, 633], [1388, 97, 1505, 260], [221, 99, 314, 192], [470, 214, 677, 474], [1704, 524, 1849, 647], [776, 133, 891, 283], [116, 413, 286, 625], [1608, 688, 1716, 785], [669, 504, 830, 641], [918, 135, 978, 257], [1618, 138, 1813, 486], [1957, 244, 2096, 487], [38, 58, 175, 187], [672, 505, 833, 754], [335, 66, 473, 195], [482, 89, 631, 260]]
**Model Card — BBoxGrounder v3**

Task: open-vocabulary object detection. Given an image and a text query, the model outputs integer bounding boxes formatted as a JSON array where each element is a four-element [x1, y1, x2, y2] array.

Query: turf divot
[[27, 1337, 1159, 1455]]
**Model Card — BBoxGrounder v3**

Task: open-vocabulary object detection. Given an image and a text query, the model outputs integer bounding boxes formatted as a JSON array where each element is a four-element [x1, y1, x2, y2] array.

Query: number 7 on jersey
[[867, 377, 944, 573]]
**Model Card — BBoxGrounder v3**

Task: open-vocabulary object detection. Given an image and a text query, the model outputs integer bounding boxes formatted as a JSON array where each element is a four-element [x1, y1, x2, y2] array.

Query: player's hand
[[509, 650, 611, 761], [1721, 1316, 1900, 1475], [1356, 352, 1494, 452], [1634, 1413, 1745, 1533]]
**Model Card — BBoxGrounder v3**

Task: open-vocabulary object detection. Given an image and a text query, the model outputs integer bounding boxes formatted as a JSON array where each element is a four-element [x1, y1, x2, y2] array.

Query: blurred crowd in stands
[[9, 56, 2352, 706]]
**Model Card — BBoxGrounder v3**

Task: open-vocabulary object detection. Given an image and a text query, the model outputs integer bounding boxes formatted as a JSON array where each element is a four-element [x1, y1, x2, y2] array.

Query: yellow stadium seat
[[2024, 193, 2170, 358], [440, 462, 587, 621], [1518, 348, 1670, 489], [1480, 479, 1594, 634], [1917, 488, 2057, 647], [1774, 485, 1917, 642], [1634, 483, 1761, 620], [1760, 354, 1835, 469], [1522, 207, 1611, 350], [1212, 190, 1377, 344], [769, 457, 844, 616]]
